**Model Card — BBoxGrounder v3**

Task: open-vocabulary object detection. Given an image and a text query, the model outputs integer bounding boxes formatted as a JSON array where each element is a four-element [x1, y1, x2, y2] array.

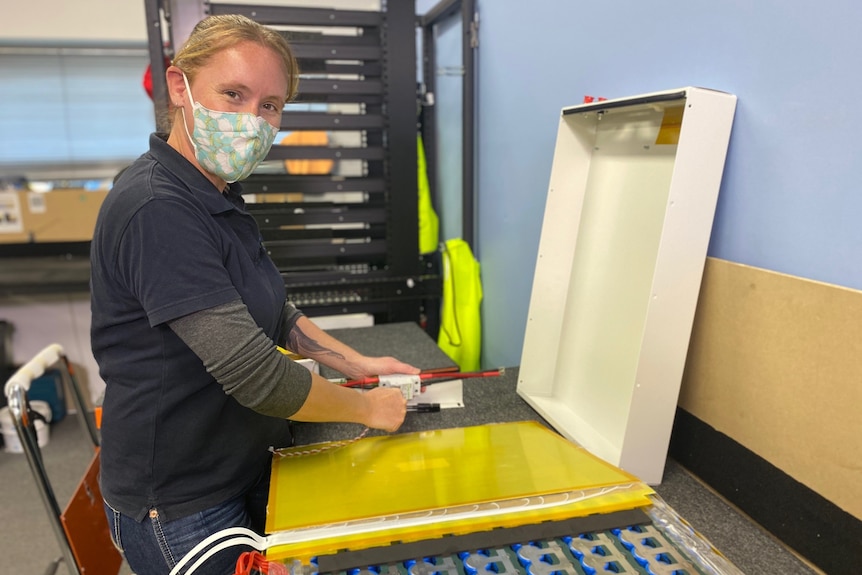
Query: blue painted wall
[[472, 0, 861, 368]]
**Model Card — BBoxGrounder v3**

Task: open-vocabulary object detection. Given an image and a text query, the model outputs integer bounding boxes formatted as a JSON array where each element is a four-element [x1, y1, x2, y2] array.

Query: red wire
[[341, 368, 503, 388], [235, 551, 289, 575]]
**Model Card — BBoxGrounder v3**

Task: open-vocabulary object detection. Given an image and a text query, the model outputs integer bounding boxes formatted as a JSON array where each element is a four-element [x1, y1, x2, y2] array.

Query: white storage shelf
[[518, 87, 736, 485]]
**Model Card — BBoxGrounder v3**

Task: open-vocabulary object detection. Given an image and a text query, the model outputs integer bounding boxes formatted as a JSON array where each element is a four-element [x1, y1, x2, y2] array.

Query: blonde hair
[[166, 14, 299, 126]]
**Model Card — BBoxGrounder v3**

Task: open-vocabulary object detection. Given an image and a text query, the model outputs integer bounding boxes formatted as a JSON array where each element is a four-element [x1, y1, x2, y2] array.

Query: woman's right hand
[[363, 386, 407, 432]]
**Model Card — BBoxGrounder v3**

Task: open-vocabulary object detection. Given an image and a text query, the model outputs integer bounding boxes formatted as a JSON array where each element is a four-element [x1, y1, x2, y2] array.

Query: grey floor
[[0, 417, 820, 575]]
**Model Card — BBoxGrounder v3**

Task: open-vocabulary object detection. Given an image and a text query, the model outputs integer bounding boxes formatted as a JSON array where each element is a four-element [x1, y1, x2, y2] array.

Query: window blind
[[0, 46, 155, 181]]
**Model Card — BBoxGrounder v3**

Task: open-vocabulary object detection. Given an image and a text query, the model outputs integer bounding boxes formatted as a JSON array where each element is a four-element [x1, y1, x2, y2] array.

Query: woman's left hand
[[352, 356, 420, 379]]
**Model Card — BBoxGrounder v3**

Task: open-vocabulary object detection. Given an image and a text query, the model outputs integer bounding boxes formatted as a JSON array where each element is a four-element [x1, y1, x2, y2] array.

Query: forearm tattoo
[[288, 324, 346, 361]]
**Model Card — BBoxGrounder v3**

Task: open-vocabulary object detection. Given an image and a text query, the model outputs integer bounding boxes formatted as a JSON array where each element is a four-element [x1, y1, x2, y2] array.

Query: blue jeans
[[103, 472, 270, 575]]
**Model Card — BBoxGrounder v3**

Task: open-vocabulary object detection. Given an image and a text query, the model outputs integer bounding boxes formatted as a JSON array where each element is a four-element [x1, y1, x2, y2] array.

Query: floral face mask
[[181, 73, 278, 183]]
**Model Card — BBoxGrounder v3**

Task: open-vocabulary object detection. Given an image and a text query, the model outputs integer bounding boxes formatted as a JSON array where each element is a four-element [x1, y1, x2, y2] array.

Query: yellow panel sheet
[[655, 105, 685, 145], [266, 421, 653, 561]]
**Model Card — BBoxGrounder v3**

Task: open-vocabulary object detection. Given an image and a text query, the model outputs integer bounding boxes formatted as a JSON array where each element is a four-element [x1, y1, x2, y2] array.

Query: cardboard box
[[0, 189, 107, 244]]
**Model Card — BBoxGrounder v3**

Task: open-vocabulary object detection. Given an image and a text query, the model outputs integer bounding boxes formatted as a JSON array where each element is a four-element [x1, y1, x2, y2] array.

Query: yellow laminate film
[[655, 105, 684, 145], [265, 421, 653, 561], [266, 483, 653, 563]]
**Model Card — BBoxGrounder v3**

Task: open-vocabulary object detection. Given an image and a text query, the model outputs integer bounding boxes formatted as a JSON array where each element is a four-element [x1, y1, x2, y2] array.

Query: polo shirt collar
[[148, 133, 244, 215]]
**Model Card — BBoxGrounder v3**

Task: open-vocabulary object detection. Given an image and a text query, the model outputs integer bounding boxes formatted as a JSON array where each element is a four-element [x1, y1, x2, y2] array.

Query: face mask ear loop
[[180, 107, 198, 154], [179, 73, 201, 158], [181, 72, 195, 107]]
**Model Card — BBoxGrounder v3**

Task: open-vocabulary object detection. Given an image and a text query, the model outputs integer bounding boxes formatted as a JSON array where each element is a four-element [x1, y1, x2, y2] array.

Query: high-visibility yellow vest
[[417, 135, 439, 255], [438, 238, 482, 371]]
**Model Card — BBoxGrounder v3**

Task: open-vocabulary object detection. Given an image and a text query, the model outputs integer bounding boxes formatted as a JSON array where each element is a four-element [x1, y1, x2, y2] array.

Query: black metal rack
[[419, 0, 477, 250], [144, 0, 440, 329]]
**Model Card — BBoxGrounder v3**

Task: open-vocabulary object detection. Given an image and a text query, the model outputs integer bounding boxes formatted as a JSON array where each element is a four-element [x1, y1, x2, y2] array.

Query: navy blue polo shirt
[[91, 133, 290, 522]]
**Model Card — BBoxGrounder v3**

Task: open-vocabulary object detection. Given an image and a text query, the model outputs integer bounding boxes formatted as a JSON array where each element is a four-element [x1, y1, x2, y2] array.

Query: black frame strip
[[208, 4, 383, 27], [265, 146, 384, 162], [562, 91, 687, 116], [279, 112, 384, 131], [315, 508, 651, 573], [243, 176, 386, 194]]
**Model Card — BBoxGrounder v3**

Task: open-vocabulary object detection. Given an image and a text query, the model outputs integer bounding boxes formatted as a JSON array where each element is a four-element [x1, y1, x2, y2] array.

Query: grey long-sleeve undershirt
[[168, 300, 312, 418]]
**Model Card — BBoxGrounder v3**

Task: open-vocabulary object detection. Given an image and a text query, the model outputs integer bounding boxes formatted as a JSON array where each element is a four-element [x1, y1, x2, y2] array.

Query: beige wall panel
[[0, 0, 146, 42], [680, 257, 862, 520]]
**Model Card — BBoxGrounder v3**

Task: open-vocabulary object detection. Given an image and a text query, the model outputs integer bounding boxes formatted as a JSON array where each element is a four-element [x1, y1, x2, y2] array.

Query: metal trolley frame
[[3, 343, 122, 575]]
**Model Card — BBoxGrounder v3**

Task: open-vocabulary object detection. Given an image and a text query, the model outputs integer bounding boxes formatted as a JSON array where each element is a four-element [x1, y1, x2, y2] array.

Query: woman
[[90, 14, 417, 575]]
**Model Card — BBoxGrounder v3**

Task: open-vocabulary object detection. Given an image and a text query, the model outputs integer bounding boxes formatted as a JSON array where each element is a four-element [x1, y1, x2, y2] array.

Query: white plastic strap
[[168, 527, 271, 575]]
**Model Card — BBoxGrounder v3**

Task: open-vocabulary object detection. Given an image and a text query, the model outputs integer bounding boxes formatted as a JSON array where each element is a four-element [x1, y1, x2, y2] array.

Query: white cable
[[168, 527, 271, 575], [184, 535, 265, 575]]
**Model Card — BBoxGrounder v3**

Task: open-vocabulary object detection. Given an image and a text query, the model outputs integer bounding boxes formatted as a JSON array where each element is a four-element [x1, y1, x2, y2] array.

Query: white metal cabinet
[[517, 87, 737, 484]]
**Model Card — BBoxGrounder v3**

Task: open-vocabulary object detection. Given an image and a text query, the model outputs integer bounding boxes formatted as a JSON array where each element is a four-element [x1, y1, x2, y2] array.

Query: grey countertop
[[290, 322, 548, 446], [319, 321, 457, 378]]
